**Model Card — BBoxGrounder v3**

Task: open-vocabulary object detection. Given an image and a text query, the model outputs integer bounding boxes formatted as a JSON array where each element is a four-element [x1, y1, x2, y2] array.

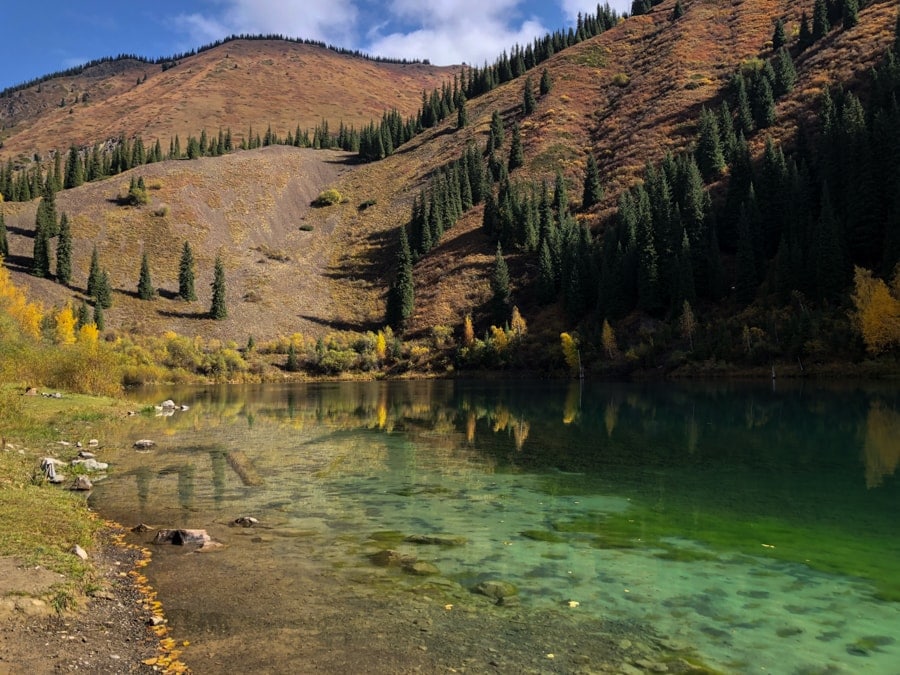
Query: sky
[[0, 0, 632, 91]]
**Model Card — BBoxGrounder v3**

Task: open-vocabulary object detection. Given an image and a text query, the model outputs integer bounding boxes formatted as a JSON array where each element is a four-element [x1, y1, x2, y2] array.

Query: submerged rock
[[133, 439, 155, 450], [403, 561, 440, 576], [404, 534, 467, 546], [474, 580, 518, 601], [131, 523, 154, 533], [233, 516, 259, 528], [370, 549, 416, 567], [153, 529, 213, 546]]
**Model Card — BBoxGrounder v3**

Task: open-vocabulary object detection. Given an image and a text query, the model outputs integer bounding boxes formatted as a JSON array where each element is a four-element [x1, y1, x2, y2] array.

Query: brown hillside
[[0, 40, 455, 162], [1, 0, 896, 347]]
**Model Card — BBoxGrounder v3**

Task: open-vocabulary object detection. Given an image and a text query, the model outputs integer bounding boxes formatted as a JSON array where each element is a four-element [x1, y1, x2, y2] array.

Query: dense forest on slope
[[1, 0, 899, 386]]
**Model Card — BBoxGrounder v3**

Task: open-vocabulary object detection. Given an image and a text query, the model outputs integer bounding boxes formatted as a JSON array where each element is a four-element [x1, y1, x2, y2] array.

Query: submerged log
[[226, 450, 263, 486]]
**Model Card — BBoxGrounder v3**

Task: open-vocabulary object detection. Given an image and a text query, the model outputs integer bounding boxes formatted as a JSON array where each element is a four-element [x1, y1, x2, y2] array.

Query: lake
[[89, 379, 900, 673]]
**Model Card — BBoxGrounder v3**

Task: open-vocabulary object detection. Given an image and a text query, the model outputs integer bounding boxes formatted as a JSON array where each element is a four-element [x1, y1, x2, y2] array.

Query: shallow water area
[[91, 380, 900, 673]]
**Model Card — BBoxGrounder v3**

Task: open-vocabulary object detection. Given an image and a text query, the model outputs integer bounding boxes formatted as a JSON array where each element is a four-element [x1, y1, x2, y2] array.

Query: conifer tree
[[813, 0, 830, 41], [64, 145, 84, 189], [523, 76, 536, 115], [842, 0, 858, 29], [490, 111, 505, 150], [178, 241, 197, 301], [672, 0, 684, 20], [814, 185, 845, 301], [210, 255, 227, 319], [537, 240, 556, 303], [798, 12, 813, 50], [286, 344, 299, 372], [32, 223, 50, 278], [772, 18, 787, 51], [457, 92, 468, 129], [0, 212, 7, 258], [582, 153, 603, 209], [490, 243, 511, 324], [773, 48, 796, 97], [87, 246, 100, 297], [508, 123, 524, 171], [36, 184, 59, 237], [93, 303, 104, 331], [752, 75, 776, 129], [539, 68, 552, 96], [696, 107, 725, 181], [55, 213, 72, 285], [95, 269, 112, 309], [386, 227, 414, 330], [138, 252, 154, 300], [76, 300, 90, 329]]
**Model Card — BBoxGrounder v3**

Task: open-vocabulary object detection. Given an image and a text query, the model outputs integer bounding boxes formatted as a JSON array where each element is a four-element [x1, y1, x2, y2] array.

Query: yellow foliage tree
[[77, 323, 100, 346], [601, 319, 618, 359], [510, 306, 527, 337], [54, 305, 77, 345], [375, 330, 387, 361], [851, 266, 900, 355], [462, 314, 475, 347], [560, 332, 580, 374], [490, 325, 509, 352], [0, 256, 44, 338]]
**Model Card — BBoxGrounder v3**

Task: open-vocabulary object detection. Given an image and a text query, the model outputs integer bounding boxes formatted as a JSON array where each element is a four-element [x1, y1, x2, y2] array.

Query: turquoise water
[[93, 380, 900, 673]]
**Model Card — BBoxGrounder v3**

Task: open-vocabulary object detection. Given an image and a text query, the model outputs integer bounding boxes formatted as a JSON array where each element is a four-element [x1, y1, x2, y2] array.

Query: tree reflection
[[863, 400, 900, 488]]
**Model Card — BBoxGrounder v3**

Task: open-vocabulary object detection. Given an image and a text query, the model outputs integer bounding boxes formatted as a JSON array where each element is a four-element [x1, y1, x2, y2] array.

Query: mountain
[[1, 0, 899, 375]]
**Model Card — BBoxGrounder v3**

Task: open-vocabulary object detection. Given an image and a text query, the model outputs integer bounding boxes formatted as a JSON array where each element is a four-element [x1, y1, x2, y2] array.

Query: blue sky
[[0, 0, 632, 91]]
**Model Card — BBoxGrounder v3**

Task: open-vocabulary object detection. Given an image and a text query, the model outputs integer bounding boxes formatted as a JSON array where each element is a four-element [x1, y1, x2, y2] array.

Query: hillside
[[1, 0, 899, 376], [0, 39, 455, 162]]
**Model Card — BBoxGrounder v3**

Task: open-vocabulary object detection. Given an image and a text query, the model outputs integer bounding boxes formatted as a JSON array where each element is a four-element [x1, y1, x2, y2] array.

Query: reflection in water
[[105, 380, 900, 674], [863, 400, 900, 488]]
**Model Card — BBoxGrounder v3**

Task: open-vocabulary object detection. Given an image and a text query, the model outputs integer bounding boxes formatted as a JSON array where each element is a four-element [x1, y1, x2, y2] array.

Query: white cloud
[[367, 0, 550, 66], [176, 0, 359, 47]]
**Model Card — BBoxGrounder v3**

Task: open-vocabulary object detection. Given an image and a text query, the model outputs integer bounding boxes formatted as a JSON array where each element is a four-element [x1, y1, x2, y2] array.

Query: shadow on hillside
[[299, 314, 379, 333], [157, 308, 208, 319], [4, 223, 33, 237], [2, 254, 35, 273], [323, 230, 394, 284]]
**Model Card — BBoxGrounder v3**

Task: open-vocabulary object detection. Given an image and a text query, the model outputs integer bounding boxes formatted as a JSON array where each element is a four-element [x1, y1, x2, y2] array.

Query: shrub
[[312, 188, 343, 207], [612, 73, 630, 87]]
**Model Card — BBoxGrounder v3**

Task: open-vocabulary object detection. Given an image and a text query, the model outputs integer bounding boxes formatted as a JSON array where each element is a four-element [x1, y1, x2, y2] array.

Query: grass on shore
[[0, 385, 127, 610]]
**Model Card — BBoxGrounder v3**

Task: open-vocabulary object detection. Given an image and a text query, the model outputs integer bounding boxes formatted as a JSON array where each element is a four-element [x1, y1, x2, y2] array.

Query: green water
[[92, 380, 900, 673]]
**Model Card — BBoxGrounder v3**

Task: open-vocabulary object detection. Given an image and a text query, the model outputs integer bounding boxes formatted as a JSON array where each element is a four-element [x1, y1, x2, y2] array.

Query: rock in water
[[404, 534, 468, 546], [71, 458, 108, 471], [133, 439, 155, 449], [160, 399, 176, 409], [72, 475, 93, 491], [474, 580, 519, 601], [233, 516, 259, 527], [153, 529, 213, 546], [403, 561, 440, 576]]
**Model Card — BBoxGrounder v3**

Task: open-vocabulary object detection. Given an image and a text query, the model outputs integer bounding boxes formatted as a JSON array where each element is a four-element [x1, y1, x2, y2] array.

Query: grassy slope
[[1, 0, 897, 348], [0, 39, 456, 161]]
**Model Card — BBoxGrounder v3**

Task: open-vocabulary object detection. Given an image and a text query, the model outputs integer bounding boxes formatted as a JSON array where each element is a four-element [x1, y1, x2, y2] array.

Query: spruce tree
[[386, 227, 414, 330], [773, 48, 796, 97], [523, 76, 536, 115], [210, 256, 227, 319], [695, 107, 725, 181], [842, 0, 858, 30], [87, 246, 100, 297], [56, 213, 72, 285], [457, 92, 468, 129], [813, 0, 830, 41], [772, 18, 787, 51], [138, 252, 154, 300], [672, 0, 684, 20], [508, 123, 524, 171], [798, 12, 813, 50], [286, 344, 299, 372], [490, 110, 505, 150], [36, 184, 59, 237], [64, 145, 84, 189], [94, 269, 112, 309], [0, 212, 7, 258], [539, 68, 552, 96], [178, 241, 197, 301], [32, 223, 50, 277], [76, 300, 90, 329], [582, 153, 603, 209], [93, 303, 104, 331], [490, 243, 511, 324]]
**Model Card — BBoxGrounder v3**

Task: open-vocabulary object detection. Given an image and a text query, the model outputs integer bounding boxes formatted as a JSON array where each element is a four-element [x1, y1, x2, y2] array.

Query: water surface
[[91, 380, 900, 673]]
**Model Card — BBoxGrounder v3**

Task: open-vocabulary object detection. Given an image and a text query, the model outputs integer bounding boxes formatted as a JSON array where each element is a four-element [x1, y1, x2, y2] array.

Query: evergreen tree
[[0, 212, 7, 258], [286, 344, 299, 372], [138, 252, 154, 300], [55, 213, 72, 285], [63, 145, 84, 189], [87, 246, 100, 297], [490, 110, 505, 150], [773, 47, 796, 97], [457, 92, 468, 129], [772, 18, 787, 51], [813, 0, 830, 41], [32, 223, 50, 277], [582, 153, 603, 209], [672, 0, 684, 20], [76, 301, 90, 329], [490, 243, 511, 324], [523, 76, 537, 115], [178, 241, 197, 301], [95, 269, 112, 309], [539, 68, 552, 96], [36, 184, 59, 237], [210, 255, 227, 319], [386, 227, 415, 330], [798, 12, 813, 50], [813, 185, 846, 301], [752, 75, 776, 129], [842, 0, 858, 29], [508, 123, 524, 171], [695, 107, 725, 181], [93, 303, 104, 331]]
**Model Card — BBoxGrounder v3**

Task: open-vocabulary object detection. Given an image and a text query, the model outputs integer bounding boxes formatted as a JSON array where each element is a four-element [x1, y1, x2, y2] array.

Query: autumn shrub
[[313, 188, 343, 206], [612, 73, 630, 87]]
